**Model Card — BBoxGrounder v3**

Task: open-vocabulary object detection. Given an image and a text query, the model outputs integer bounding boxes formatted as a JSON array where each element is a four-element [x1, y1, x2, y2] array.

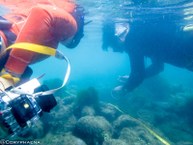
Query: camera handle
[[33, 50, 71, 97]]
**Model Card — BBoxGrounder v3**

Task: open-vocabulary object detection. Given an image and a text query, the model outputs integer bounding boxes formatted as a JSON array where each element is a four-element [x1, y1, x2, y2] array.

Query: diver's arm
[[145, 58, 164, 78], [123, 48, 145, 92]]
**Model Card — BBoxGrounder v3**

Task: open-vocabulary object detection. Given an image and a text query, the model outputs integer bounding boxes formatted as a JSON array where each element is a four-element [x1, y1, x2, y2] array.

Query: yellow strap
[[108, 103, 171, 145], [0, 69, 20, 84], [0, 42, 69, 93], [7, 42, 56, 56], [1, 73, 20, 84], [1, 42, 56, 84], [141, 123, 170, 145]]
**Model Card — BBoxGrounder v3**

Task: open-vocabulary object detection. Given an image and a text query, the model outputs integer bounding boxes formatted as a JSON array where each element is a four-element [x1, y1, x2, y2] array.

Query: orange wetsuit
[[0, 0, 78, 76]]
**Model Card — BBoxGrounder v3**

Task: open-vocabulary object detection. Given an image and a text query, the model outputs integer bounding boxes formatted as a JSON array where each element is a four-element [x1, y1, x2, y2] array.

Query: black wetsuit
[[123, 14, 193, 91]]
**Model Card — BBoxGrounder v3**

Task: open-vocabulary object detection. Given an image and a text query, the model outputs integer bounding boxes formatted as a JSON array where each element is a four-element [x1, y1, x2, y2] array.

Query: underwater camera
[[0, 78, 57, 137], [0, 44, 71, 137]]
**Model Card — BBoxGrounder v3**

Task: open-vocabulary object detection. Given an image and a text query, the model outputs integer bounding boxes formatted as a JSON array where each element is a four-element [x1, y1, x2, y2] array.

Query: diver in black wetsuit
[[102, 13, 193, 96]]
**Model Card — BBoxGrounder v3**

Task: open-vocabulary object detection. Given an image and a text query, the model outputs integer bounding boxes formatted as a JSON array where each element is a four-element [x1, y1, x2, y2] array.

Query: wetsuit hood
[[65, 5, 85, 49], [102, 21, 128, 52]]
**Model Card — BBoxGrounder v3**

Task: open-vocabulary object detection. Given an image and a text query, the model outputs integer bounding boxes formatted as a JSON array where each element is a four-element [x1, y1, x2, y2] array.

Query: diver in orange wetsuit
[[0, 0, 85, 89]]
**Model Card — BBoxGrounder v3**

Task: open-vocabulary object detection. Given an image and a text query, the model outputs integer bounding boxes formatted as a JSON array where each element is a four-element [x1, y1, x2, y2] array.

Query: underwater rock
[[175, 141, 193, 145], [73, 87, 100, 118], [137, 109, 155, 123], [19, 120, 46, 139], [170, 84, 185, 95], [50, 115, 77, 134], [41, 100, 77, 135], [59, 134, 87, 145], [81, 106, 96, 117], [41, 133, 86, 145], [99, 102, 123, 122], [119, 127, 163, 145], [63, 96, 76, 105], [30, 121, 46, 139], [119, 127, 148, 145], [113, 115, 141, 137], [74, 116, 112, 145], [103, 139, 128, 145], [50, 97, 74, 121]]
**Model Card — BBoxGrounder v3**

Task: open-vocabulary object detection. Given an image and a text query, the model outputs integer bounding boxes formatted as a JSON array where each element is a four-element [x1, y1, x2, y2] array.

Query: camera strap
[[6, 42, 71, 96]]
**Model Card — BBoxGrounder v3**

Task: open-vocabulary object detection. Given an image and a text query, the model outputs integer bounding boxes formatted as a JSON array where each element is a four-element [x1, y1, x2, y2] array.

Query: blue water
[[1, 1, 193, 90], [1, 0, 193, 144], [56, 0, 193, 143], [30, 0, 193, 92]]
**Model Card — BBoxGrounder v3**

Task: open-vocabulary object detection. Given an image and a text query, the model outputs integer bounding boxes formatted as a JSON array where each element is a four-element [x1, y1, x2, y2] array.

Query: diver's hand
[[111, 85, 128, 99], [0, 70, 20, 91], [0, 77, 14, 91], [117, 75, 129, 83]]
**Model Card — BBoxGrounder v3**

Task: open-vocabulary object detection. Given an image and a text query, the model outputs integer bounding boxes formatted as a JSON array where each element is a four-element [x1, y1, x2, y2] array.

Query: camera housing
[[0, 78, 57, 137]]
